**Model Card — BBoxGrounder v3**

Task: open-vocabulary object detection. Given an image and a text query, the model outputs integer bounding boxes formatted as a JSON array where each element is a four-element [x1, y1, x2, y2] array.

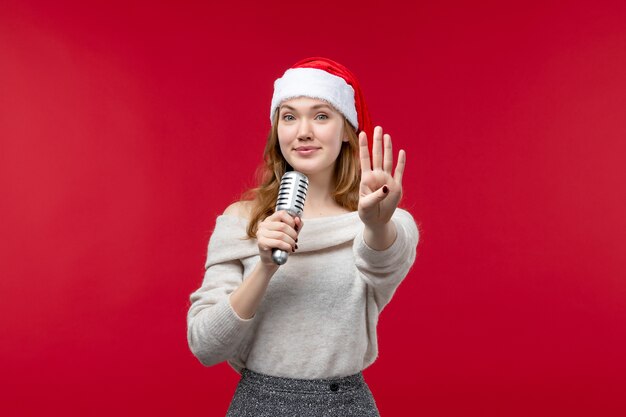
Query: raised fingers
[[359, 131, 371, 172], [383, 133, 393, 174], [394, 149, 406, 185], [360, 127, 403, 179], [372, 126, 383, 169]]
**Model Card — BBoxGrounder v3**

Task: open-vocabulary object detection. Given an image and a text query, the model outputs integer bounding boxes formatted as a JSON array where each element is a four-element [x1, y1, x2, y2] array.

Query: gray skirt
[[225, 369, 381, 417]]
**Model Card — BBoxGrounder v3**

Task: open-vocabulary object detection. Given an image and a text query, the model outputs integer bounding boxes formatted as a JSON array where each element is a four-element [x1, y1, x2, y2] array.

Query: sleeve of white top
[[186, 222, 256, 367], [353, 208, 420, 311]]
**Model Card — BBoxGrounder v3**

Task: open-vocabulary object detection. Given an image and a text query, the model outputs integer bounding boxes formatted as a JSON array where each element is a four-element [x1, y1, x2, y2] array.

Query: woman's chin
[[290, 166, 313, 175], [286, 161, 318, 175], [284, 156, 337, 178]]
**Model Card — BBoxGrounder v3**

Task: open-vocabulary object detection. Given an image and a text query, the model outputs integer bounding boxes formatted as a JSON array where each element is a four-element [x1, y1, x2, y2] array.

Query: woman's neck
[[301, 170, 349, 218]]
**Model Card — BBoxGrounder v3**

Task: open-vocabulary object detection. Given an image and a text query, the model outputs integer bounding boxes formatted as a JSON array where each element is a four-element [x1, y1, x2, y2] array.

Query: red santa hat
[[270, 57, 373, 138]]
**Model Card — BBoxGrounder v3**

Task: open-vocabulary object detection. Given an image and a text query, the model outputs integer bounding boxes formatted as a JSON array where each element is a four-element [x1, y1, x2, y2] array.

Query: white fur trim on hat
[[270, 67, 358, 129]]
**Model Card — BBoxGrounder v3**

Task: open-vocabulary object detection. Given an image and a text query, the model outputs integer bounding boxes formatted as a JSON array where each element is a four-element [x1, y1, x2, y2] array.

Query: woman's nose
[[296, 119, 313, 140]]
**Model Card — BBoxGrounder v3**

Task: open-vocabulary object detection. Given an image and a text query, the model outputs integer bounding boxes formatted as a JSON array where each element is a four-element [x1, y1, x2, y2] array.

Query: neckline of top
[[218, 210, 359, 223]]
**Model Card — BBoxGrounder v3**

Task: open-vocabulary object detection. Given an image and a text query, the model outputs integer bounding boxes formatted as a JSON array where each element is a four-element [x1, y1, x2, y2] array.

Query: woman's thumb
[[361, 185, 389, 210]]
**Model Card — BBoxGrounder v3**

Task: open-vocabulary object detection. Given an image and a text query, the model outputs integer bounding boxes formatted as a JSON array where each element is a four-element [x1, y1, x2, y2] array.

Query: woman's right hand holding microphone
[[230, 210, 302, 319], [256, 211, 302, 267]]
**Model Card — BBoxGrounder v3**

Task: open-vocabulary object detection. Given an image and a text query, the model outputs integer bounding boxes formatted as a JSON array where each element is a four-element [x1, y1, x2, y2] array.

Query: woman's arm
[[357, 125, 406, 249], [354, 126, 418, 310], [223, 202, 302, 320], [229, 261, 277, 319], [363, 221, 397, 251], [354, 208, 419, 311]]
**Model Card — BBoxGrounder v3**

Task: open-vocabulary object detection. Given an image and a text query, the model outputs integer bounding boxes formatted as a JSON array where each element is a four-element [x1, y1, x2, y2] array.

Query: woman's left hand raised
[[357, 126, 406, 229]]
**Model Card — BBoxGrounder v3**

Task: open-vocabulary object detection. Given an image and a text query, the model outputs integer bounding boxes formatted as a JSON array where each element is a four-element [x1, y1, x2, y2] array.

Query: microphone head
[[275, 171, 308, 217]]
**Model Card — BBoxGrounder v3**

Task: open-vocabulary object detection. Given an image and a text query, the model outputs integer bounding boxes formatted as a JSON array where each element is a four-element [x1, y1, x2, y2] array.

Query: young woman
[[187, 57, 419, 416]]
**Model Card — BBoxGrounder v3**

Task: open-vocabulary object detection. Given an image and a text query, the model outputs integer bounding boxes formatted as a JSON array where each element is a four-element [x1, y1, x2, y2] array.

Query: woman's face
[[276, 97, 347, 179]]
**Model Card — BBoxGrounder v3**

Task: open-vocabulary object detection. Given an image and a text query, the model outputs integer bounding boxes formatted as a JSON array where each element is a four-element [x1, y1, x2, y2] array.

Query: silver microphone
[[272, 171, 308, 265]]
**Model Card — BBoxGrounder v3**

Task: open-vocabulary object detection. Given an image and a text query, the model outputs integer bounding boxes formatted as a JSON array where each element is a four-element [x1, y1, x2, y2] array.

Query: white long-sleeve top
[[186, 208, 419, 379]]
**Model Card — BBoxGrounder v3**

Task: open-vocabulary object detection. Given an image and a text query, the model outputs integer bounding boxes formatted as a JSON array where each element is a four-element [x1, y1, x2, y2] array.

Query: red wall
[[2, 1, 625, 416]]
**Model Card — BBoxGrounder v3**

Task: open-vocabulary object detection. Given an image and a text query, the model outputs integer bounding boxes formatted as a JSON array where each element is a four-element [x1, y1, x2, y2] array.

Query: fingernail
[[383, 185, 389, 194], [295, 244, 299, 250], [295, 225, 299, 232], [296, 238, 298, 242]]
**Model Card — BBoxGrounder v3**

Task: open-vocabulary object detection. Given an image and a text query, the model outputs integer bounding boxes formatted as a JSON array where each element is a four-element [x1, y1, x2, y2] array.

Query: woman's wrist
[[230, 260, 277, 320], [257, 258, 280, 276], [363, 221, 397, 251]]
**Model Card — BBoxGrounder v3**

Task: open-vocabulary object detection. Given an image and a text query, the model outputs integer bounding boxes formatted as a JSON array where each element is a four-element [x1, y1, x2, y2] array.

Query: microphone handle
[[271, 209, 298, 265], [271, 248, 289, 265]]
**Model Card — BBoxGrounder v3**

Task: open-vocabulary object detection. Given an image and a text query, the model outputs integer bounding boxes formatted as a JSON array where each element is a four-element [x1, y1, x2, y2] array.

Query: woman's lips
[[294, 147, 319, 155]]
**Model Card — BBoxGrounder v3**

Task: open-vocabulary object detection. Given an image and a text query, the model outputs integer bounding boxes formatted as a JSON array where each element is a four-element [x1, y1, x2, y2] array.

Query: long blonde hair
[[242, 113, 361, 238]]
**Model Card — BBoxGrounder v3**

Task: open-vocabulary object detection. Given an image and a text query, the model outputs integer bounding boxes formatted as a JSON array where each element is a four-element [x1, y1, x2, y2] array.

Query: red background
[[2, 1, 626, 416]]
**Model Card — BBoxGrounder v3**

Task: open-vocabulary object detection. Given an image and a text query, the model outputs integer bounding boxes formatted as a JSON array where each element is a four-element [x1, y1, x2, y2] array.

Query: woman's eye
[[282, 114, 295, 121], [315, 114, 328, 120]]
